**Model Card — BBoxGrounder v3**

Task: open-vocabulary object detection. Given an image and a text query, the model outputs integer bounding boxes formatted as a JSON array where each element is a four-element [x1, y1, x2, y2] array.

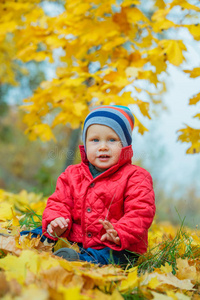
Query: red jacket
[[42, 145, 155, 254]]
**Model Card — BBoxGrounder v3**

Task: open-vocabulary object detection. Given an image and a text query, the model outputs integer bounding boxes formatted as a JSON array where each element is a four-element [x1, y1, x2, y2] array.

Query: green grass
[[137, 225, 200, 275], [0, 250, 6, 259], [122, 289, 147, 300], [19, 207, 42, 229]]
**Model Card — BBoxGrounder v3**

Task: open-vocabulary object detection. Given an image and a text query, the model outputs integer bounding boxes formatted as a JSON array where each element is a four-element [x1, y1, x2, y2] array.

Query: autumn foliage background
[[0, 0, 200, 299]]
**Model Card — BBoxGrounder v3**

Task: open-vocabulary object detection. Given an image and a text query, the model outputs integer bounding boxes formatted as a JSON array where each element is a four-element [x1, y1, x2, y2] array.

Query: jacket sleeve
[[106, 169, 155, 251], [42, 167, 74, 240]]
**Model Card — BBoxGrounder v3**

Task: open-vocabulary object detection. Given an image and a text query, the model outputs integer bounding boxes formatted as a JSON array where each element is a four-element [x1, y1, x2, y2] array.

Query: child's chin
[[95, 165, 109, 172]]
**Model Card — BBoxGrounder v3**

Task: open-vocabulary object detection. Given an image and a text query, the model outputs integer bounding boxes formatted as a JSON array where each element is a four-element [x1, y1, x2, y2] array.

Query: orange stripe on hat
[[91, 105, 134, 130]]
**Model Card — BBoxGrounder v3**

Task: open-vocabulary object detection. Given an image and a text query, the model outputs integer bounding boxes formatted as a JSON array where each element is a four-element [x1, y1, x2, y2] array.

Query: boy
[[42, 105, 155, 265]]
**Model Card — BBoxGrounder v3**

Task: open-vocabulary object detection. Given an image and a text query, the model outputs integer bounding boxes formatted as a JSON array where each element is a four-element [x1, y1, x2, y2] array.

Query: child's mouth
[[98, 155, 110, 161]]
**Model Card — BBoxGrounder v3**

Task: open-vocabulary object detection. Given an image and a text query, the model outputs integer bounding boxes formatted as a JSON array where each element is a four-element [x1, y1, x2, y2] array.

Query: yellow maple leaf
[[0, 252, 32, 284], [134, 115, 149, 134], [144, 272, 194, 290], [17, 286, 49, 300], [121, 0, 141, 7], [152, 19, 176, 33], [11, 208, 20, 227], [170, 0, 200, 11], [0, 203, 13, 221], [125, 67, 141, 78], [25, 124, 56, 142], [160, 263, 173, 274], [159, 40, 186, 66], [153, 0, 166, 9], [136, 100, 151, 119], [151, 291, 175, 299], [188, 92, 200, 105], [102, 37, 126, 51], [177, 125, 200, 154], [0, 20, 17, 35], [16, 44, 37, 61], [138, 70, 159, 86], [111, 289, 124, 300], [194, 113, 200, 120], [186, 24, 200, 41], [147, 276, 161, 289], [126, 7, 149, 24], [73, 102, 88, 117], [73, 3, 91, 15], [184, 67, 200, 78], [118, 267, 139, 292], [176, 258, 198, 282], [152, 8, 171, 22]]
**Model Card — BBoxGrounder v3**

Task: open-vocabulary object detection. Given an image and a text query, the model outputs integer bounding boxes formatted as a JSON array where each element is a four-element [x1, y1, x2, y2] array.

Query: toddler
[[42, 105, 155, 265]]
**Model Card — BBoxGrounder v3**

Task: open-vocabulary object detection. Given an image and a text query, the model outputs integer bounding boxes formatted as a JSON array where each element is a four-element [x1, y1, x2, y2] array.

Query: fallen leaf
[[151, 291, 175, 299], [118, 267, 139, 292], [0, 234, 21, 255], [176, 258, 198, 282], [18, 285, 49, 300], [41, 265, 73, 289], [142, 272, 194, 291], [0, 272, 9, 297]]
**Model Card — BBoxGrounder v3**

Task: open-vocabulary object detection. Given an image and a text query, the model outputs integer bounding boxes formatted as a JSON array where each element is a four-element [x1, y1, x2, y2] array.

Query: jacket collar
[[79, 145, 133, 168]]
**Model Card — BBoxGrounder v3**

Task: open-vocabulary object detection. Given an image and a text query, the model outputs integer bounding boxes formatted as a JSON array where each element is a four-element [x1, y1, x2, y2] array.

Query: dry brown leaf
[[142, 272, 194, 291], [8, 279, 22, 297], [41, 265, 73, 289], [0, 272, 9, 297], [0, 273, 22, 298], [176, 258, 198, 283], [151, 291, 174, 299], [0, 234, 21, 256], [17, 286, 49, 300], [53, 237, 80, 253], [18, 234, 53, 252]]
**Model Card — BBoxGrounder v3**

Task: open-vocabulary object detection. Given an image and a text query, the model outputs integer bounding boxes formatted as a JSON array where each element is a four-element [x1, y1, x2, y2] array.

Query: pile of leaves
[[0, 189, 200, 299]]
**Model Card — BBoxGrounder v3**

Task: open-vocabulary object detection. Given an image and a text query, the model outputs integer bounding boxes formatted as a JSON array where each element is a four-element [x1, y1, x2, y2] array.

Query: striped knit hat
[[82, 105, 134, 149]]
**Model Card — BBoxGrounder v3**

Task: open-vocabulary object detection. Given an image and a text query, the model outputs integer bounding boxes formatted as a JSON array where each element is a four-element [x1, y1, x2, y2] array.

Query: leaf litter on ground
[[0, 189, 200, 299]]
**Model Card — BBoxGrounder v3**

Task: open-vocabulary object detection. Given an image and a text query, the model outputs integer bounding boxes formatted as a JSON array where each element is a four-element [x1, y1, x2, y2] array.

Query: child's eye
[[93, 138, 99, 142], [110, 138, 116, 142]]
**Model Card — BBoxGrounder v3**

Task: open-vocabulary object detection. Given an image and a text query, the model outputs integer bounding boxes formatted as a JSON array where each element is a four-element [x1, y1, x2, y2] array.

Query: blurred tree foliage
[[0, 57, 74, 195], [0, 0, 199, 152], [0, 105, 73, 196]]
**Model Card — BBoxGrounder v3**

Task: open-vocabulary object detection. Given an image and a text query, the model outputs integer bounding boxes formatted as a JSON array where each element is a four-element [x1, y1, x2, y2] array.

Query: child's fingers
[[108, 233, 120, 245], [99, 219, 106, 227], [100, 233, 107, 242], [60, 217, 70, 226], [99, 219, 109, 230], [101, 232, 114, 242], [114, 236, 120, 244], [99, 219, 113, 230], [106, 232, 120, 245], [100, 232, 120, 245], [57, 217, 69, 227], [104, 220, 114, 229], [107, 229, 117, 236], [51, 218, 66, 229], [48, 224, 53, 234]]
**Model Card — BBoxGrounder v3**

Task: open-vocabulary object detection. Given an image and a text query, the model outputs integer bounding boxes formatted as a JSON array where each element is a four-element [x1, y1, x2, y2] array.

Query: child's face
[[86, 124, 122, 172]]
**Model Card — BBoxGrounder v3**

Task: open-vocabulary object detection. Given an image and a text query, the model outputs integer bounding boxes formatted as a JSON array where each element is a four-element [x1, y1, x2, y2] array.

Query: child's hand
[[48, 217, 69, 237], [99, 219, 121, 245]]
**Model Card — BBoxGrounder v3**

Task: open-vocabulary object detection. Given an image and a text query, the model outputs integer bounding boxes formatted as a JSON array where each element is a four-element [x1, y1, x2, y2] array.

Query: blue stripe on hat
[[83, 117, 128, 147], [85, 111, 132, 146]]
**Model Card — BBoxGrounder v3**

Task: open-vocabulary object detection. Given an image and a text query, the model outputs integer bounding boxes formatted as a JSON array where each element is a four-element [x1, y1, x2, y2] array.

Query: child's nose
[[99, 141, 108, 150]]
